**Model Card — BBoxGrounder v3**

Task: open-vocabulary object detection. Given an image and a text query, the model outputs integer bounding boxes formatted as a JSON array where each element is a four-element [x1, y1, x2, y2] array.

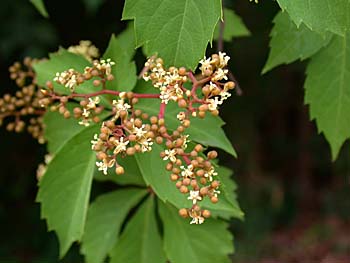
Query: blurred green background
[[0, 0, 349, 262]]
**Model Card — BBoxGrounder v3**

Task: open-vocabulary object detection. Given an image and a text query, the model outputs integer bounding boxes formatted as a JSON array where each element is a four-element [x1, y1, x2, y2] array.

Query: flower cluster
[[2, 49, 236, 225], [143, 58, 188, 104], [67, 40, 100, 62], [0, 58, 46, 143]]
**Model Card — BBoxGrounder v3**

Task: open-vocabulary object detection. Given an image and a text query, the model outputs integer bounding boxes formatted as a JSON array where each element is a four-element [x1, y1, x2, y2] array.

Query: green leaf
[[213, 8, 250, 42], [276, 0, 350, 35], [135, 143, 242, 219], [36, 124, 99, 257], [263, 11, 332, 74], [158, 201, 234, 263], [30, 0, 49, 18], [109, 196, 166, 263], [103, 24, 137, 92], [33, 48, 110, 106], [81, 189, 147, 263], [305, 32, 350, 159], [94, 154, 146, 187], [122, 0, 222, 69], [134, 81, 236, 157]]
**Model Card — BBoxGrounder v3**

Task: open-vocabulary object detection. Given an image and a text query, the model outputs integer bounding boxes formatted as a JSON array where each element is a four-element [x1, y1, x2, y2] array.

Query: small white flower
[[79, 119, 90, 127], [113, 137, 129, 155], [82, 108, 90, 118], [177, 112, 186, 122], [187, 190, 202, 204], [207, 97, 222, 111], [91, 134, 99, 150], [87, 97, 100, 109], [180, 164, 194, 178], [163, 149, 177, 163], [96, 159, 115, 175], [212, 68, 228, 81], [113, 99, 131, 113], [139, 138, 153, 152], [218, 52, 230, 68], [133, 125, 147, 138], [204, 167, 218, 182]]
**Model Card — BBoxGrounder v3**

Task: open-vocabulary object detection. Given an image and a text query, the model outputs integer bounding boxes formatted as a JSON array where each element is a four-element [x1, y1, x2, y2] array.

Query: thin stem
[[158, 102, 166, 119]]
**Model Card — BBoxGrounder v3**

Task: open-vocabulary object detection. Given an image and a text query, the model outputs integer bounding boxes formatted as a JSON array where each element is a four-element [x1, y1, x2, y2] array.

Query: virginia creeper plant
[[1, 0, 349, 262]]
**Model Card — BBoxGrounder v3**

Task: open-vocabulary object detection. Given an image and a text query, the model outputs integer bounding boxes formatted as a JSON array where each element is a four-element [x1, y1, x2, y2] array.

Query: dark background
[[0, 0, 349, 262]]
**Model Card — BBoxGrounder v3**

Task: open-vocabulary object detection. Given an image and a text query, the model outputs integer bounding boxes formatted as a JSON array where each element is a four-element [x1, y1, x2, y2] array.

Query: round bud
[[199, 104, 209, 112], [182, 178, 191, 186], [190, 179, 198, 188], [150, 116, 158, 124], [211, 109, 219, 116], [158, 118, 165, 126], [134, 109, 142, 117], [134, 144, 141, 152], [177, 125, 185, 133], [211, 180, 220, 189], [80, 100, 88, 107], [194, 144, 203, 152], [126, 92, 134, 99], [210, 196, 219, 203], [93, 79, 101, 87], [63, 111, 71, 119], [179, 185, 189, 193], [183, 119, 190, 128], [166, 162, 173, 171], [178, 99, 187, 108], [170, 174, 179, 181], [155, 136, 163, 144], [91, 69, 99, 76], [202, 210, 211, 218], [196, 169, 205, 178], [179, 208, 188, 218], [128, 134, 137, 142], [115, 166, 125, 175], [97, 152, 107, 160], [175, 181, 182, 188], [207, 150, 218, 159], [107, 74, 114, 81], [105, 121, 115, 129], [126, 147, 136, 156], [202, 85, 211, 96], [198, 111, 206, 118], [190, 150, 198, 157], [224, 81, 235, 90], [200, 187, 208, 195], [178, 67, 187, 76], [84, 72, 92, 80]]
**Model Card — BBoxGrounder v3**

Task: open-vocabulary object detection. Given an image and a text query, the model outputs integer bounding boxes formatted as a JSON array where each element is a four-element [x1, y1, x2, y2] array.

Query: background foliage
[[0, 0, 350, 262]]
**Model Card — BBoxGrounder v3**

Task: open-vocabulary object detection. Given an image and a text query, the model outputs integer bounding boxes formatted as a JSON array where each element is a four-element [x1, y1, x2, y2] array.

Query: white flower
[[79, 119, 90, 127], [213, 189, 221, 197], [160, 90, 171, 104], [113, 137, 129, 155], [87, 97, 100, 109], [180, 164, 194, 178], [133, 125, 147, 138], [189, 209, 205, 224], [220, 91, 231, 101], [207, 97, 222, 111], [113, 99, 131, 113], [177, 112, 186, 122], [187, 190, 202, 204], [204, 167, 218, 182], [82, 108, 90, 118], [91, 134, 99, 150], [163, 149, 177, 163], [96, 159, 115, 175], [139, 138, 153, 152], [199, 57, 212, 75], [180, 134, 190, 149], [218, 52, 230, 68], [212, 68, 228, 81]]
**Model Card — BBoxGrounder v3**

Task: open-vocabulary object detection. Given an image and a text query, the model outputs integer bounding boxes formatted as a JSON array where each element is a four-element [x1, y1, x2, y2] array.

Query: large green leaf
[[135, 143, 242, 219], [213, 8, 250, 42], [103, 24, 137, 92], [276, 0, 350, 35], [305, 32, 350, 159], [30, 0, 49, 18], [158, 202, 234, 263], [109, 196, 166, 263], [81, 189, 147, 263], [263, 11, 332, 74], [33, 48, 110, 105], [36, 125, 99, 257], [134, 81, 236, 157], [122, 0, 222, 69]]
